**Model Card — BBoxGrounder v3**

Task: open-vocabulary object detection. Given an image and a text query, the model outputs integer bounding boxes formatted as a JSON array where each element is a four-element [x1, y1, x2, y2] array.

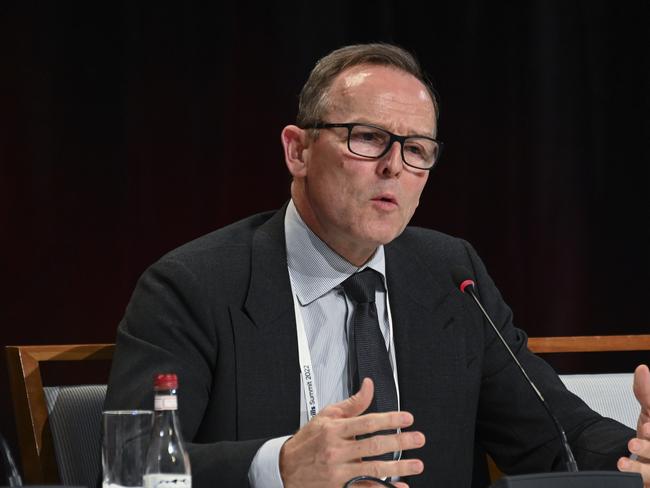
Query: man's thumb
[[339, 377, 374, 418], [633, 364, 650, 413]]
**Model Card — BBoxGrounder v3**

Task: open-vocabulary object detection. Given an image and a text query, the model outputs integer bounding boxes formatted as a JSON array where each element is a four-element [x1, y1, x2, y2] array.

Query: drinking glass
[[102, 410, 153, 488]]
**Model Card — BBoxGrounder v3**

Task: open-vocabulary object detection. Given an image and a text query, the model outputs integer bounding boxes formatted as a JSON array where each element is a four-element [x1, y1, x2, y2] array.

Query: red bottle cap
[[154, 373, 178, 390]]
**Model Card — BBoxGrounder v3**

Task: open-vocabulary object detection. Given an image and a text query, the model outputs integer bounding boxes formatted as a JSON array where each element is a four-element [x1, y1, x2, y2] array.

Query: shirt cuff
[[248, 435, 292, 488]]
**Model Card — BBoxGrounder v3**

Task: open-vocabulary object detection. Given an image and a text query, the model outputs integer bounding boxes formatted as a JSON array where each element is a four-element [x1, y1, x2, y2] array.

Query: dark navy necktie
[[342, 268, 398, 460]]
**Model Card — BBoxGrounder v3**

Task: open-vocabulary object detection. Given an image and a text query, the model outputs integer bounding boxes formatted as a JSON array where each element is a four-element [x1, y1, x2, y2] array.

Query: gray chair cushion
[[560, 373, 639, 430], [44, 385, 107, 488]]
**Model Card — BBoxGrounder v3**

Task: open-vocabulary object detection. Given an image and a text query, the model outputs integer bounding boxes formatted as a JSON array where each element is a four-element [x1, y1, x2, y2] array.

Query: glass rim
[[102, 409, 154, 416]]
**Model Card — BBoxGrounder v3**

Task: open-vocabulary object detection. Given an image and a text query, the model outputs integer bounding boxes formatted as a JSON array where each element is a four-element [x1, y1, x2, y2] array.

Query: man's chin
[[361, 226, 405, 248]]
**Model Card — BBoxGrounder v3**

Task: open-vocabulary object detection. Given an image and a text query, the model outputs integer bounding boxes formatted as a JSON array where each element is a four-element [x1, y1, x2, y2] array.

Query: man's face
[[291, 64, 436, 264]]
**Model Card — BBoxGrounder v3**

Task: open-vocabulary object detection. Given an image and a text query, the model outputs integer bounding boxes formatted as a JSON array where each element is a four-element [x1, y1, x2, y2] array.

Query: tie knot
[[341, 268, 383, 304]]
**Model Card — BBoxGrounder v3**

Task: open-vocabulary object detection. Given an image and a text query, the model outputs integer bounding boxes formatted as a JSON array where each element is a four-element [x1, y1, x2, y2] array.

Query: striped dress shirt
[[248, 200, 399, 487]]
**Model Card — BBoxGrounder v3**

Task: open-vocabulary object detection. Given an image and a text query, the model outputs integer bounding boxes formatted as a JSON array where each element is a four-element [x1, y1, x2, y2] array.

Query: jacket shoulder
[[394, 226, 472, 261], [141, 210, 279, 292], [165, 210, 277, 261]]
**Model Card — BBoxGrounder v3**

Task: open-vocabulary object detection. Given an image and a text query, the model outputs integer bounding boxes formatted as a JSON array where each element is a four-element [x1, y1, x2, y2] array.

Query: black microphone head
[[451, 265, 475, 293]]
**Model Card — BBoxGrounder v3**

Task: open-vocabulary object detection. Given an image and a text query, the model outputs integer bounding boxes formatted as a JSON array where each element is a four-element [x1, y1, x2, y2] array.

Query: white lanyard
[[290, 276, 401, 424], [292, 290, 320, 422]]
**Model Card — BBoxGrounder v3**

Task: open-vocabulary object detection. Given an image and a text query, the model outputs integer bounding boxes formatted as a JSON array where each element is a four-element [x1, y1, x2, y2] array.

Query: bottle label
[[143, 474, 191, 488], [154, 395, 178, 410]]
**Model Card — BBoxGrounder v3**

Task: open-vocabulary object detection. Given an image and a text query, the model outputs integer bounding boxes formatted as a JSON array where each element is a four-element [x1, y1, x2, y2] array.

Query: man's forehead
[[340, 69, 373, 90], [332, 64, 432, 105], [327, 64, 436, 131]]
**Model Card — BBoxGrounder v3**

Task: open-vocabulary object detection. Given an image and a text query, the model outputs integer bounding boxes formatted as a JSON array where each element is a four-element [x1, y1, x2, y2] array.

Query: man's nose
[[379, 141, 403, 177]]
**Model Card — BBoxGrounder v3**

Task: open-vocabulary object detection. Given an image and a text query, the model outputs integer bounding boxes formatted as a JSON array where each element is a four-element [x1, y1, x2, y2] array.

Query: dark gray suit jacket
[[104, 206, 633, 488]]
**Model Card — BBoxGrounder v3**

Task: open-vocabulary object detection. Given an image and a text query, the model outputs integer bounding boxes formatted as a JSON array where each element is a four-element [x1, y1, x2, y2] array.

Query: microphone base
[[489, 471, 642, 488]]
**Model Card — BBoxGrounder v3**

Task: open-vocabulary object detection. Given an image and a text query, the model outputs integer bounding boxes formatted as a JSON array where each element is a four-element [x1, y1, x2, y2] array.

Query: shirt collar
[[284, 200, 386, 306]]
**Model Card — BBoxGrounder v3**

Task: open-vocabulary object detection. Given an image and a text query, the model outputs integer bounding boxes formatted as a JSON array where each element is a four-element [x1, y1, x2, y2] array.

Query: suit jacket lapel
[[232, 205, 301, 439]]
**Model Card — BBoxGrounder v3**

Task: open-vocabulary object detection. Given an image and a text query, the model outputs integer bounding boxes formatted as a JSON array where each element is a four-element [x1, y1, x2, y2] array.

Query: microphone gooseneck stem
[[465, 285, 579, 473]]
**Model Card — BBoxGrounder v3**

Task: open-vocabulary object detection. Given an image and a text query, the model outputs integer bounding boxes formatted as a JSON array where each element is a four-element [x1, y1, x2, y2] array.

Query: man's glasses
[[303, 122, 443, 170]]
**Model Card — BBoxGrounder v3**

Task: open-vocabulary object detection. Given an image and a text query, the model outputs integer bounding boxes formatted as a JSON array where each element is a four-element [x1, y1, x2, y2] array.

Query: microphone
[[451, 266, 579, 473]]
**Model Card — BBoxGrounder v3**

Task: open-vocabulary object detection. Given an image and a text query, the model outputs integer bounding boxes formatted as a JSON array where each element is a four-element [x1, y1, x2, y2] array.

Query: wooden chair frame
[[6, 344, 115, 484], [528, 334, 650, 354]]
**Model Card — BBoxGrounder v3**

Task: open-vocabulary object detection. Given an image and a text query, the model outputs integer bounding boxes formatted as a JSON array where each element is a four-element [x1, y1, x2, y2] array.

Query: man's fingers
[[640, 422, 650, 440], [282, 379, 425, 487], [629, 438, 650, 463], [354, 430, 426, 458], [634, 365, 650, 413], [617, 456, 650, 485], [392, 482, 409, 488], [342, 459, 424, 482], [342, 411, 414, 438]]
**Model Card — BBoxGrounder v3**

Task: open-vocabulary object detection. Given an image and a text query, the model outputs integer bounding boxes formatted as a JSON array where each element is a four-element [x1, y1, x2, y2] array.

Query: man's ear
[[281, 125, 309, 178]]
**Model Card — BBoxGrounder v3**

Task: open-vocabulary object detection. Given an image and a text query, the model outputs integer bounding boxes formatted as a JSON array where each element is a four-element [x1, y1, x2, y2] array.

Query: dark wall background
[[1, 0, 649, 462]]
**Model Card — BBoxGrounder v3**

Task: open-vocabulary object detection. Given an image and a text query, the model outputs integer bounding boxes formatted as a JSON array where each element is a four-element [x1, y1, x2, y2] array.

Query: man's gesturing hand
[[618, 364, 650, 487], [279, 378, 425, 488]]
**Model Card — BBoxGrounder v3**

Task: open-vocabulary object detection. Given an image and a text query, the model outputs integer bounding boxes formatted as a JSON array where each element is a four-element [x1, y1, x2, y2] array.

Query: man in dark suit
[[105, 43, 650, 488]]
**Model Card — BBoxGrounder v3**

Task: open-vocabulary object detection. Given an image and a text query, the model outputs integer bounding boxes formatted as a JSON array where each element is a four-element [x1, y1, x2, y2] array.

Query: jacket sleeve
[[104, 256, 266, 488], [460, 240, 634, 474]]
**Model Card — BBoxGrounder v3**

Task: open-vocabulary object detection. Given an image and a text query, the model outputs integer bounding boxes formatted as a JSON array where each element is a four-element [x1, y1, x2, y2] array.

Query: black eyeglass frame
[[303, 122, 443, 170]]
